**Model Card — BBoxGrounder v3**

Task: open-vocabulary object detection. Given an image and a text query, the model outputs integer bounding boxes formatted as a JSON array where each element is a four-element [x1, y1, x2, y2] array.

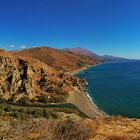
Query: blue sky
[[0, 0, 140, 58]]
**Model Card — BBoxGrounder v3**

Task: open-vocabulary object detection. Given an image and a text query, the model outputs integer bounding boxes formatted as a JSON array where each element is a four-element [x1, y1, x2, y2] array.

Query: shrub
[[37, 95, 48, 103], [12, 111, 27, 120], [20, 112, 27, 120], [0, 103, 7, 111], [45, 86, 54, 92], [43, 109, 50, 118], [54, 87, 68, 96], [7, 96, 16, 103], [49, 112, 58, 119], [77, 61, 87, 67], [4, 104, 13, 112], [51, 95, 66, 103], [18, 96, 29, 105], [32, 109, 44, 118], [25, 108, 33, 114], [10, 111, 21, 119], [0, 96, 5, 103], [47, 119, 91, 140]]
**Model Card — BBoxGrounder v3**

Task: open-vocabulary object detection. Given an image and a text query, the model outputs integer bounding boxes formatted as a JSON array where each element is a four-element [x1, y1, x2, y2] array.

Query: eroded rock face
[[0, 51, 86, 101], [0, 55, 35, 99]]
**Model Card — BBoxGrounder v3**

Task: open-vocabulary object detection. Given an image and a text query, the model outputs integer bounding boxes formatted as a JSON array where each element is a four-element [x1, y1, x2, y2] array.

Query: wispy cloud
[[20, 45, 27, 49], [10, 45, 16, 48]]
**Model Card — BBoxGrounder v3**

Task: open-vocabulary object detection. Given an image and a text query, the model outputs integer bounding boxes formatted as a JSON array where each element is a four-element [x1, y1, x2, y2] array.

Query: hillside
[[0, 49, 87, 105], [102, 55, 130, 62], [0, 116, 140, 140], [13, 46, 99, 72], [63, 47, 131, 62], [63, 47, 104, 62]]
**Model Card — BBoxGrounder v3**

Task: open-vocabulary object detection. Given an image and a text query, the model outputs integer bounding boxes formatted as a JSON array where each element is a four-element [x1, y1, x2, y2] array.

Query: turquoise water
[[76, 61, 140, 118]]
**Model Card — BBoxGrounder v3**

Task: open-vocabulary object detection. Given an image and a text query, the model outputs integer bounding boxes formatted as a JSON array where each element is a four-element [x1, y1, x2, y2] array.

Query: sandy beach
[[67, 64, 106, 118], [67, 87, 105, 118]]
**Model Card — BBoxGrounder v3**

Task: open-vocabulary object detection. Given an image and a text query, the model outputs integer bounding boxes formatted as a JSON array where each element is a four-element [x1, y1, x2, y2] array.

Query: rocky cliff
[[0, 50, 86, 102]]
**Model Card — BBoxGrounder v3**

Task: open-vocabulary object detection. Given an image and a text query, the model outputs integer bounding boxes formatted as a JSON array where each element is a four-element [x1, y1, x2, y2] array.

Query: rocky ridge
[[0, 50, 86, 102], [13, 46, 98, 72]]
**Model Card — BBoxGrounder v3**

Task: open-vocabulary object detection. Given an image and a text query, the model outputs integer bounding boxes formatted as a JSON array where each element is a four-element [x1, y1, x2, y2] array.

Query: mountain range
[[13, 46, 98, 72], [12, 46, 132, 73], [63, 47, 131, 62]]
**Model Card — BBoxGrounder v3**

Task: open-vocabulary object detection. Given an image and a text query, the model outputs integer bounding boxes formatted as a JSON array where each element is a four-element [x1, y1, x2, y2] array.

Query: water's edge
[[75, 64, 108, 116], [76, 61, 140, 118]]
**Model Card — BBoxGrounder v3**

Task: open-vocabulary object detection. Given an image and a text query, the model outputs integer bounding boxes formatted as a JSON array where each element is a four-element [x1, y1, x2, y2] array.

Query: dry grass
[[85, 116, 140, 140], [0, 116, 91, 140], [47, 119, 91, 140], [0, 116, 140, 140], [0, 116, 49, 140]]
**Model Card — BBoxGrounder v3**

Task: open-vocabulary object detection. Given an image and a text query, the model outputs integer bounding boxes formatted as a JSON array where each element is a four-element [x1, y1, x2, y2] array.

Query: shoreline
[[67, 64, 107, 118], [67, 87, 105, 119], [85, 90, 106, 116], [68, 65, 93, 75], [69, 62, 104, 75]]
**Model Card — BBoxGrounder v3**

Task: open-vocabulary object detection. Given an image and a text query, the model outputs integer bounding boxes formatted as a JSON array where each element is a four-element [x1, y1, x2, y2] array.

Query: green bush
[[0, 103, 7, 111], [0, 96, 5, 103], [43, 109, 50, 118], [25, 108, 33, 114], [77, 61, 87, 67], [12, 111, 27, 120], [53, 87, 68, 96], [46, 86, 68, 96], [19, 112, 27, 119], [32, 109, 44, 118], [18, 96, 30, 105], [50, 112, 58, 119], [10, 111, 21, 119], [49, 95, 66, 103], [4, 105, 13, 112], [37, 95, 48, 103]]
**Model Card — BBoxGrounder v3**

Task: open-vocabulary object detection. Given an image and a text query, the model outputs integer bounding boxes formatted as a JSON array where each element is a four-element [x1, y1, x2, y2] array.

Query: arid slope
[[0, 50, 86, 102], [0, 116, 140, 140], [13, 46, 98, 71]]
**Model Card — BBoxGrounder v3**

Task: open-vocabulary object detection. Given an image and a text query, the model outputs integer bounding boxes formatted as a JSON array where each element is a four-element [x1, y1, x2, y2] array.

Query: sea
[[76, 61, 140, 118]]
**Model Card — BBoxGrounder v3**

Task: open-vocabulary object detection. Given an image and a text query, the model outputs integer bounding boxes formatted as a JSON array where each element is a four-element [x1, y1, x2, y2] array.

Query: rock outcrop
[[0, 50, 86, 102]]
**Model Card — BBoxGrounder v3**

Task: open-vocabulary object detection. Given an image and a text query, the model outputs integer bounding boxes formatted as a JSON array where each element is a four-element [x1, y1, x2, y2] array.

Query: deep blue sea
[[76, 61, 140, 118]]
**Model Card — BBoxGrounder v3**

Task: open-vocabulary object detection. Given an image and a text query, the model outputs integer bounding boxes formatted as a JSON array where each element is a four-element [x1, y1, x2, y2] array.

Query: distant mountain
[[102, 55, 130, 62], [63, 47, 104, 62], [13, 46, 98, 72], [63, 47, 131, 62]]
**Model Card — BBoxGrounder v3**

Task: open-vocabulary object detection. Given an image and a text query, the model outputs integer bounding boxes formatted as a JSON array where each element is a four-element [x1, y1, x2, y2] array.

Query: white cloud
[[10, 45, 16, 48], [20, 45, 27, 49]]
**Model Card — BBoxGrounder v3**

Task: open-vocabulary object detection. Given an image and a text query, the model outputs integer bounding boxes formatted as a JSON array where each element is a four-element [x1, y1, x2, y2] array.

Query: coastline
[[69, 63, 104, 75], [67, 64, 107, 118], [68, 65, 93, 75], [67, 87, 105, 119]]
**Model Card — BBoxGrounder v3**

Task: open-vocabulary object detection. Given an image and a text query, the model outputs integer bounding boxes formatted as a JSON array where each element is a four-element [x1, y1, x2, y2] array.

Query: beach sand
[[67, 64, 106, 118], [67, 87, 105, 119]]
